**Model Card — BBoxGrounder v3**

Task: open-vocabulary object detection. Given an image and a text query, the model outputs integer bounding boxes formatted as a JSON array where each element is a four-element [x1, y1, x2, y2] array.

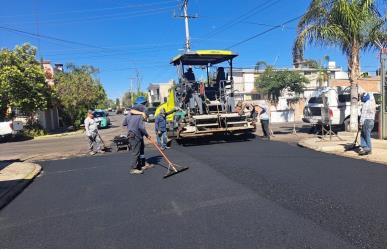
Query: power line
[[225, 15, 302, 49], [0, 0, 178, 18], [241, 21, 296, 30], [0, 25, 107, 50], [2, 6, 176, 26], [202, 0, 282, 39]]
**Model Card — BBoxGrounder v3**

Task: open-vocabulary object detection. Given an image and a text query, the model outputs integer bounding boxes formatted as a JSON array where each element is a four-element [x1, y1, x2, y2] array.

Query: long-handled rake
[[147, 138, 189, 178]]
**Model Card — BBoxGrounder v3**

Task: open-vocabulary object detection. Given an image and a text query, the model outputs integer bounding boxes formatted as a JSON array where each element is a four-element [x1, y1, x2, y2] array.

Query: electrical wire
[[225, 15, 302, 49], [202, 0, 283, 39], [0, 0, 178, 18], [1, 6, 176, 26], [0, 25, 108, 50]]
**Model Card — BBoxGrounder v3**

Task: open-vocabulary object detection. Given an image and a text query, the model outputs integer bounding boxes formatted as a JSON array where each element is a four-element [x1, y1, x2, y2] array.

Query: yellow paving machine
[[156, 50, 255, 142]]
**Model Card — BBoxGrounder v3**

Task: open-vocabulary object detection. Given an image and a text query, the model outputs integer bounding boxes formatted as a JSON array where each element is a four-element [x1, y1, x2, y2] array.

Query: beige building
[[233, 61, 346, 101], [148, 80, 174, 106]]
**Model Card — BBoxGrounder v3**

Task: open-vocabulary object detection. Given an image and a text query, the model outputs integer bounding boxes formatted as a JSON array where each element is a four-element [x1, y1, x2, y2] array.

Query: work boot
[[359, 150, 371, 156], [130, 169, 143, 174]]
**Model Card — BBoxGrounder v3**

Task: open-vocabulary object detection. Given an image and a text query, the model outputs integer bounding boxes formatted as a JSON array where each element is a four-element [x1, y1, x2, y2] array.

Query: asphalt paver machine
[[156, 50, 255, 142]]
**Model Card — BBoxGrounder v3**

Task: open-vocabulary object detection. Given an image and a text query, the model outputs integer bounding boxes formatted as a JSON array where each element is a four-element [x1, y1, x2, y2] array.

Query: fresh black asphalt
[[0, 136, 387, 249]]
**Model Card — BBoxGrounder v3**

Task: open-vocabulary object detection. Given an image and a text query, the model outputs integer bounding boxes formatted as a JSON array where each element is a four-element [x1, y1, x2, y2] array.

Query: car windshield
[[93, 111, 105, 118]]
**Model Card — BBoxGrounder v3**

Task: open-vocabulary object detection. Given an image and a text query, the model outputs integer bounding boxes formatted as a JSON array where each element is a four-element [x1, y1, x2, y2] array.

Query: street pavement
[[0, 113, 127, 161], [0, 136, 386, 248]]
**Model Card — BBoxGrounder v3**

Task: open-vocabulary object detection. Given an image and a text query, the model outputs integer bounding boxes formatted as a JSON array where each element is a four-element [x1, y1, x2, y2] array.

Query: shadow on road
[[174, 133, 257, 147], [0, 135, 33, 144], [147, 155, 169, 169]]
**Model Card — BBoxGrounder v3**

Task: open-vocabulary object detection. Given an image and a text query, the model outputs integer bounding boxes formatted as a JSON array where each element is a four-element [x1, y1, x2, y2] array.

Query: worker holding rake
[[123, 97, 152, 175]]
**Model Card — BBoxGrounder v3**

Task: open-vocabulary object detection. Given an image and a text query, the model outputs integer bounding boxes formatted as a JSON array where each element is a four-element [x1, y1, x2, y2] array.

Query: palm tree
[[293, 0, 386, 131]]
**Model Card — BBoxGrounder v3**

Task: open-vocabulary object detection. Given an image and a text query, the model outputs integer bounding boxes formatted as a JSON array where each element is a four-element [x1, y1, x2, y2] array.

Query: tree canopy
[[0, 44, 51, 120], [255, 66, 309, 101], [293, 0, 386, 131], [54, 64, 108, 127]]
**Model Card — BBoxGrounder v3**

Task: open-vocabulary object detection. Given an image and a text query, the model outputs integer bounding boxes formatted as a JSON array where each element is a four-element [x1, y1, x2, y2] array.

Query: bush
[[22, 122, 47, 138]]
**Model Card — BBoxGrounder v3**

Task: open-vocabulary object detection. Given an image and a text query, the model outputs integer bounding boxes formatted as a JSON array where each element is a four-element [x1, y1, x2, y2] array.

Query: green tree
[[54, 64, 108, 127], [293, 0, 386, 131], [115, 98, 120, 108], [255, 66, 309, 101], [0, 44, 51, 120]]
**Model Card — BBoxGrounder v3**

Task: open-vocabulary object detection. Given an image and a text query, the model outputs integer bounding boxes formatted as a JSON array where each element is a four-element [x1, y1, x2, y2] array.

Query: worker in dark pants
[[258, 102, 270, 140], [123, 96, 151, 174]]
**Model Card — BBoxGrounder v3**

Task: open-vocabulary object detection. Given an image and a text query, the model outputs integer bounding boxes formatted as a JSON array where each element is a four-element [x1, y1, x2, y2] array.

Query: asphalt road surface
[[0, 136, 386, 249]]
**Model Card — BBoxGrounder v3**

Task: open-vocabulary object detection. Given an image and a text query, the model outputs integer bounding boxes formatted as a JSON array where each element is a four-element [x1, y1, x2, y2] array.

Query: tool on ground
[[97, 132, 108, 151], [147, 137, 189, 178], [344, 128, 361, 151]]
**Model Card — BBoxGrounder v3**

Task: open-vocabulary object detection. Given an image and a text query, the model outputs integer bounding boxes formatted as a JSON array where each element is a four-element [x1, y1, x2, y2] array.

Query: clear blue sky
[[0, 0, 383, 100]]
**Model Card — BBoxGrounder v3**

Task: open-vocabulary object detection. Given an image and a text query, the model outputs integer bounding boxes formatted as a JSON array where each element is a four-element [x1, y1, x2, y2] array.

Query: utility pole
[[375, 40, 386, 139], [183, 0, 191, 51], [176, 0, 197, 52], [129, 77, 136, 106], [380, 49, 386, 139]]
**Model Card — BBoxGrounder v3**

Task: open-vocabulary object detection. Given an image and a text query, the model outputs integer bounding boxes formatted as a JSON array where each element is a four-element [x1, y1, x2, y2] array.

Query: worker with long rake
[[123, 98, 151, 175]]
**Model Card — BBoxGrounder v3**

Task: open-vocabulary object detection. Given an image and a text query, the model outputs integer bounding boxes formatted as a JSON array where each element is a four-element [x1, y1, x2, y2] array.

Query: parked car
[[145, 107, 157, 122], [93, 110, 110, 128], [303, 87, 379, 131], [0, 119, 24, 139]]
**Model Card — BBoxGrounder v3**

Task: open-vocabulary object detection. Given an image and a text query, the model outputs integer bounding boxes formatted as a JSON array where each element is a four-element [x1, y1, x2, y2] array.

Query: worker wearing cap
[[358, 92, 376, 156], [84, 110, 104, 155], [155, 107, 179, 150], [123, 96, 151, 174]]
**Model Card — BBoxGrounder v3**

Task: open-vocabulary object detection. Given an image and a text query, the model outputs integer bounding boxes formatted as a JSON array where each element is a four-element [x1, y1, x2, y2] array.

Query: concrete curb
[[298, 138, 387, 165], [0, 162, 42, 210], [298, 139, 346, 153], [34, 130, 84, 140]]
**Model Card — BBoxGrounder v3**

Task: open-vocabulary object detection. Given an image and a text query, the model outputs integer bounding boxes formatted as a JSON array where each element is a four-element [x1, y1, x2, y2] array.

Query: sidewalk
[[299, 132, 387, 165], [0, 161, 41, 209]]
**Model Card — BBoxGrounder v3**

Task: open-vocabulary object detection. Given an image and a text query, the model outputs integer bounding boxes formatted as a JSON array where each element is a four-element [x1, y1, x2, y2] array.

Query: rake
[[147, 138, 189, 179]]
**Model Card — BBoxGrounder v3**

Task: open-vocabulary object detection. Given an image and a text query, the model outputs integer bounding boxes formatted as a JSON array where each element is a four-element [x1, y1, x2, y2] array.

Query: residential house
[[232, 61, 348, 122], [148, 80, 174, 106]]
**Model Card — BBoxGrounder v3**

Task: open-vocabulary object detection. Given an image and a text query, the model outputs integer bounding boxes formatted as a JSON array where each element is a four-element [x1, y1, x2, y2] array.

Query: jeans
[[260, 119, 270, 138], [360, 119, 374, 152], [129, 136, 145, 170], [87, 133, 102, 152], [157, 131, 168, 149]]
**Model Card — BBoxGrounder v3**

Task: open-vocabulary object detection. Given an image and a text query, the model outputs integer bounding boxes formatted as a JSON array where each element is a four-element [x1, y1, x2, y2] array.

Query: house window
[[304, 71, 312, 75]]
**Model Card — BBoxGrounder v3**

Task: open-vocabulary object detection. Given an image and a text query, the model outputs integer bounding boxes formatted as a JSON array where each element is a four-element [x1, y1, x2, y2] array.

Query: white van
[[303, 87, 354, 130]]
